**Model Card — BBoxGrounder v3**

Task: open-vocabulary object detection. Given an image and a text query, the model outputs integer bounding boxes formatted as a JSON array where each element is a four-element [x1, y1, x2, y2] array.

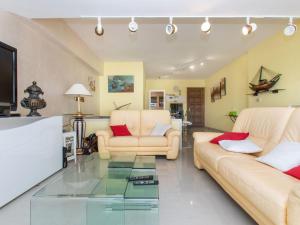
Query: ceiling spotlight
[[128, 17, 138, 32], [200, 62, 204, 66], [95, 17, 104, 36], [166, 17, 178, 35], [189, 65, 195, 70], [284, 17, 297, 36], [242, 17, 257, 36], [201, 17, 211, 34]]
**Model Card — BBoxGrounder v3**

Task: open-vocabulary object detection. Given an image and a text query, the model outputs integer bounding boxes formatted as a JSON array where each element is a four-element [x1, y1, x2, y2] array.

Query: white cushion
[[256, 142, 300, 171], [219, 139, 262, 153], [150, 123, 171, 136]]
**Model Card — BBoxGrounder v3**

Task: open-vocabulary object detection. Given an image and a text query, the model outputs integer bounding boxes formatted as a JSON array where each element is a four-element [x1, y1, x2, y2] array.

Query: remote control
[[127, 175, 154, 181], [133, 180, 159, 186]]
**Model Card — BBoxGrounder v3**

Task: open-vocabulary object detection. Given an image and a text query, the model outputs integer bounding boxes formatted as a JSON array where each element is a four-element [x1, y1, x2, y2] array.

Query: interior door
[[187, 88, 205, 127]]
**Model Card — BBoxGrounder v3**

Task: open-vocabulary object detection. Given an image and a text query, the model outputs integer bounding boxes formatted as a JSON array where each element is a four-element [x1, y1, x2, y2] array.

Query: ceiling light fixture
[[242, 17, 257, 36], [189, 65, 195, 70], [200, 62, 204, 66], [128, 17, 138, 32], [166, 17, 178, 35], [201, 17, 211, 34], [95, 17, 104, 36], [284, 17, 297, 36]]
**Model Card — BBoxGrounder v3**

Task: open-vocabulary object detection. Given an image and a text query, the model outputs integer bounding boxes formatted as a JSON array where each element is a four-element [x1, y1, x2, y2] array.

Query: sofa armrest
[[287, 184, 300, 225], [96, 129, 112, 146], [166, 128, 180, 160], [193, 132, 223, 143], [166, 128, 180, 139]]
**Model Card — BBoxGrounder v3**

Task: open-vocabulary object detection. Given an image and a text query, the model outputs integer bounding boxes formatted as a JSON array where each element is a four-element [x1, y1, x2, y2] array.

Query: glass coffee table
[[31, 153, 159, 225]]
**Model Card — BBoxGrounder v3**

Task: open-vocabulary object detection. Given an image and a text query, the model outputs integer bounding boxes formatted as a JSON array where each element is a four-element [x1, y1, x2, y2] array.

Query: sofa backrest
[[280, 108, 300, 142], [140, 110, 171, 136], [110, 110, 140, 136], [233, 107, 295, 155]]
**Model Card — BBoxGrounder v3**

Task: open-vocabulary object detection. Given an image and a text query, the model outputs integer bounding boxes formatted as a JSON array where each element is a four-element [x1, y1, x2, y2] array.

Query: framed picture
[[108, 75, 134, 93], [220, 77, 226, 96], [210, 87, 215, 102], [88, 76, 96, 92], [63, 132, 77, 162], [213, 85, 221, 100]]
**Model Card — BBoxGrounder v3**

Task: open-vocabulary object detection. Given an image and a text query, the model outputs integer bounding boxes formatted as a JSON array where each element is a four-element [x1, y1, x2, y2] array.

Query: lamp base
[[76, 148, 84, 155]]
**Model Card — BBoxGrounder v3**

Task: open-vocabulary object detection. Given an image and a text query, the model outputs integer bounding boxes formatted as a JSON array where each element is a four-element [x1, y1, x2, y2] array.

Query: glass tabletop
[[33, 154, 158, 199], [31, 154, 159, 225]]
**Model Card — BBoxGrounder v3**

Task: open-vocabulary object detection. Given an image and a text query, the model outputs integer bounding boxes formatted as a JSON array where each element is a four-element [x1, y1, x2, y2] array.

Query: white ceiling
[[1, 0, 300, 18], [0, 0, 297, 78], [65, 18, 283, 78]]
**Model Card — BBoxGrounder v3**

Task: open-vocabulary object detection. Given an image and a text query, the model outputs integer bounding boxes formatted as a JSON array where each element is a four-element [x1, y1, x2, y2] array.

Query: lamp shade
[[65, 83, 92, 96]]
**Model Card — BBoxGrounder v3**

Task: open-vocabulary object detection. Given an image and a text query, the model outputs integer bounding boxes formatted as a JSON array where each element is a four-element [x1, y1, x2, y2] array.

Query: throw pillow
[[210, 132, 249, 144], [110, 125, 132, 136], [150, 123, 171, 136], [285, 166, 300, 180], [256, 142, 300, 171], [219, 139, 262, 153]]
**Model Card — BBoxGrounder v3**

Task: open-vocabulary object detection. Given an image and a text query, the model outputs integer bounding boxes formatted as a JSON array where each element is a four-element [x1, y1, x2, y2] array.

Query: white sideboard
[[0, 116, 63, 207]]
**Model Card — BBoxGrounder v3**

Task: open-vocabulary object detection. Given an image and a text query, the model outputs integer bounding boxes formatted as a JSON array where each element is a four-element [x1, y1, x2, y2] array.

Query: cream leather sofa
[[193, 107, 300, 225], [97, 110, 180, 160]]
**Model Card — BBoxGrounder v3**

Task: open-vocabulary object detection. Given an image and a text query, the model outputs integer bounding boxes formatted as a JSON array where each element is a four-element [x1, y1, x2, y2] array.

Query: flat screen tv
[[0, 41, 17, 111]]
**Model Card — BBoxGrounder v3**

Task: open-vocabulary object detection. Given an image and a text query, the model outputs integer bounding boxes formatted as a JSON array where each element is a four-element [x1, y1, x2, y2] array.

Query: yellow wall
[[145, 79, 205, 114], [99, 61, 145, 116], [205, 55, 248, 131], [205, 28, 300, 131], [247, 31, 300, 107]]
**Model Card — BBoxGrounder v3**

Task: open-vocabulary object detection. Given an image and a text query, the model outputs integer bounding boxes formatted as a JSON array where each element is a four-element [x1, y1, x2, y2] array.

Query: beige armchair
[[96, 110, 180, 160]]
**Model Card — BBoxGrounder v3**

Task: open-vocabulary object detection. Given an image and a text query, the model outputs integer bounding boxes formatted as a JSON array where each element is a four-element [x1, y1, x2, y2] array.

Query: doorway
[[187, 87, 205, 127]]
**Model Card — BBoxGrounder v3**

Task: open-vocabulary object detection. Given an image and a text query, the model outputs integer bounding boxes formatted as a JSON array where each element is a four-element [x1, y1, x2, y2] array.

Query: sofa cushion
[[110, 125, 132, 136], [285, 166, 300, 180], [257, 141, 300, 171], [232, 107, 295, 156], [196, 142, 255, 171], [109, 136, 139, 147], [139, 136, 168, 147], [210, 132, 249, 144], [150, 123, 171, 136], [140, 110, 171, 136], [219, 139, 262, 153], [110, 110, 140, 136], [218, 157, 298, 225]]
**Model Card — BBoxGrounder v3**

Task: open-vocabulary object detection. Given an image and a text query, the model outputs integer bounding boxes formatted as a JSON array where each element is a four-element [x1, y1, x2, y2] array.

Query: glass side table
[[31, 154, 159, 225]]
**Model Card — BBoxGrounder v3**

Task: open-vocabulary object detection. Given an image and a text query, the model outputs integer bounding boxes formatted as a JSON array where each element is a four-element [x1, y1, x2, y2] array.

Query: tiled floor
[[0, 127, 256, 225]]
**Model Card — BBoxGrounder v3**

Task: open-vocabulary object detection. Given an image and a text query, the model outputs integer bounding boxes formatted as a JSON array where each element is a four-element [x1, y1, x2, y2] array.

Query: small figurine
[[21, 81, 46, 117]]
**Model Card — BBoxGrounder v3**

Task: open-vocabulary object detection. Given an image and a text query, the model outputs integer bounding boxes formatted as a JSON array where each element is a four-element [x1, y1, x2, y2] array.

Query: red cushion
[[210, 132, 249, 144], [110, 125, 132, 136], [285, 166, 300, 180]]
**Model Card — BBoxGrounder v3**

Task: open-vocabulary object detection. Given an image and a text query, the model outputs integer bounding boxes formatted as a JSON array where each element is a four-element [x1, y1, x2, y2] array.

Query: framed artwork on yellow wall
[[108, 75, 134, 93]]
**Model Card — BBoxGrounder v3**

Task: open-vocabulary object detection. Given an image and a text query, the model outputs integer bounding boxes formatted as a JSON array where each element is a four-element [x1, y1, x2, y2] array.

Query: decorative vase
[[21, 81, 46, 117]]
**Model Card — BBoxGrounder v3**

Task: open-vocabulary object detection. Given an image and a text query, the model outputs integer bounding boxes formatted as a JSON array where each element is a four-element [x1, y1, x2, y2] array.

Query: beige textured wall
[[0, 12, 100, 116], [35, 19, 103, 74]]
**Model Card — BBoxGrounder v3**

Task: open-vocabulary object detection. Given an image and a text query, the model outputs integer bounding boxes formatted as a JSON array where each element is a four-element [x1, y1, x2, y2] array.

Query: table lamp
[[65, 83, 92, 154], [65, 83, 92, 116]]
